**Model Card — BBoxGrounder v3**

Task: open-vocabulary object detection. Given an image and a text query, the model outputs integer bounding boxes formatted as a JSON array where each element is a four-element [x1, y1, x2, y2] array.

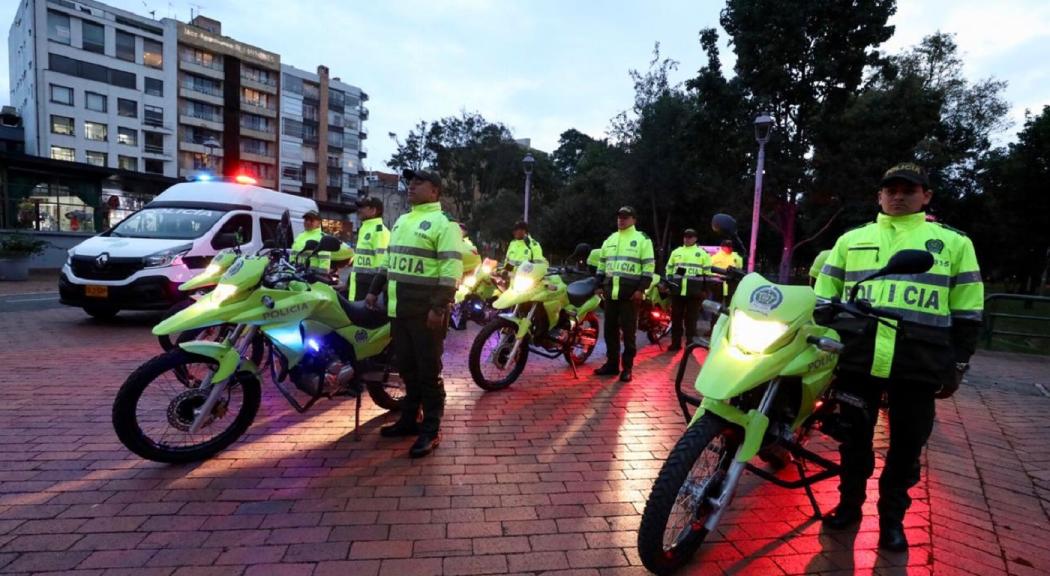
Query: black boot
[[409, 432, 441, 458], [822, 505, 862, 529], [593, 363, 619, 376], [878, 522, 908, 552], [380, 420, 419, 438], [619, 368, 633, 382]]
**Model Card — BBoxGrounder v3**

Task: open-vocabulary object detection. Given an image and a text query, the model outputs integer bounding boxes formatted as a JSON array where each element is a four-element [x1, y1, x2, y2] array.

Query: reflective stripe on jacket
[[597, 226, 655, 300]]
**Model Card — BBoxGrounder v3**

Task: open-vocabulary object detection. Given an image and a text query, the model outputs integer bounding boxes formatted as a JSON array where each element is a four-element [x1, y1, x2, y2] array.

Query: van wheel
[[84, 304, 119, 320]]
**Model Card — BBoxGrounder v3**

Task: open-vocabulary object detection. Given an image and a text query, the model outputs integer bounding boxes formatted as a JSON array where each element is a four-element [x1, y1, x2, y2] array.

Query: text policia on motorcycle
[[593, 205, 656, 383], [813, 162, 984, 551], [348, 196, 390, 301], [365, 168, 463, 459]]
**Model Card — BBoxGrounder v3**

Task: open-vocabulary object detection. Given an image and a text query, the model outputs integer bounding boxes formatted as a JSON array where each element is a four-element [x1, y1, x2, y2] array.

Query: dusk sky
[[3, 0, 1048, 172]]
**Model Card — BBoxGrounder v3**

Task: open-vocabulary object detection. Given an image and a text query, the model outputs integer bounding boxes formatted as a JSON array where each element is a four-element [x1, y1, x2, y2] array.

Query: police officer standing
[[665, 228, 712, 352], [365, 169, 463, 458], [348, 197, 389, 301], [815, 163, 984, 551], [504, 221, 545, 268], [710, 239, 744, 303], [594, 206, 655, 382]]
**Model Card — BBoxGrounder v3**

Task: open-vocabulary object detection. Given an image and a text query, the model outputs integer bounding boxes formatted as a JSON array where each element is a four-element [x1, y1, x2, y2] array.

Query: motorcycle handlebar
[[709, 266, 745, 279]]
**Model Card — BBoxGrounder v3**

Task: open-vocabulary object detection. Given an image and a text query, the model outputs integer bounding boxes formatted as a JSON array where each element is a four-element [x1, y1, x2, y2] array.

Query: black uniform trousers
[[350, 273, 377, 301], [670, 295, 701, 346], [603, 298, 639, 370], [835, 371, 936, 527], [390, 312, 447, 435]]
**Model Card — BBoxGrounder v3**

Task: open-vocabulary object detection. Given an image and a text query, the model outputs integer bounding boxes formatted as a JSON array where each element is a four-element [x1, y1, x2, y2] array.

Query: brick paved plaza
[[0, 304, 1048, 575]]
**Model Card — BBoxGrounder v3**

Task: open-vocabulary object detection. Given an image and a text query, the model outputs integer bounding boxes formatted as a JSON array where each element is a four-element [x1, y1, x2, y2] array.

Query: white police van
[[59, 178, 317, 319]]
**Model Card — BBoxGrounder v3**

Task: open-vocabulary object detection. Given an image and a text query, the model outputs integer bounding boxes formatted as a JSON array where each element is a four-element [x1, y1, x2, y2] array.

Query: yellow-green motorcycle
[[450, 257, 506, 330], [113, 216, 403, 463]]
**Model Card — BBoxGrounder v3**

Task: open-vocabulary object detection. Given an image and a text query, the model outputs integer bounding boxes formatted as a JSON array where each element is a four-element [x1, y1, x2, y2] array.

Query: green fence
[[982, 294, 1050, 355]]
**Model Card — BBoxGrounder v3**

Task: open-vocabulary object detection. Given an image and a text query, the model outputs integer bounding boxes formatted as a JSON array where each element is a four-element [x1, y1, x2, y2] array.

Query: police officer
[[809, 249, 831, 287], [815, 163, 983, 551], [594, 206, 655, 382], [710, 239, 743, 302], [459, 223, 482, 272], [292, 210, 352, 275], [365, 169, 463, 458], [348, 197, 390, 301], [665, 228, 712, 352], [504, 221, 545, 269]]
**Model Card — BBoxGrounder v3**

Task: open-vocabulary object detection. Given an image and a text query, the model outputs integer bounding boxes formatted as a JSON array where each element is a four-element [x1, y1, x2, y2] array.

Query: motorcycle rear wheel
[[638, 414, 738, 575], [565, 312, 600, 366], [112, 349, 261, 464]]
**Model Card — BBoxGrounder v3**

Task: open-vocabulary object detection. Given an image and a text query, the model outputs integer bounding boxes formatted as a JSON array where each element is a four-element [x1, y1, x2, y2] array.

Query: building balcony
[[359, 146, 367, 159], [179, 86, 224, 107], [241, 76, 277, 95], [359, 125, 368, 139], [359, 106, 369, 120], [180, 113, 225, 132], [360, 91, 369, 102], [241, 151, 275, 164], [241, 102, 276, 119], [240, 126, 276, 142], [143, 146, 172, 159], [179, 59, 224, 81]]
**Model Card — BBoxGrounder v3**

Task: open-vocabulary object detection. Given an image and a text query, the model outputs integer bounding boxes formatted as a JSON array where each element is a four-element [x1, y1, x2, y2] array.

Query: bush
[[0, 233, 50, 258]]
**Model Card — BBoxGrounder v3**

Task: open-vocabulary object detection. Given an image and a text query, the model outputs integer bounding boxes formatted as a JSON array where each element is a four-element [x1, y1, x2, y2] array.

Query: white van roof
[[148, 181, 318, 218]]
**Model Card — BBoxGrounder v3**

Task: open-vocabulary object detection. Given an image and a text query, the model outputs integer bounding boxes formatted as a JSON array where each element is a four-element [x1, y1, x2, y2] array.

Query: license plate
[[85, 285, 108, 298]]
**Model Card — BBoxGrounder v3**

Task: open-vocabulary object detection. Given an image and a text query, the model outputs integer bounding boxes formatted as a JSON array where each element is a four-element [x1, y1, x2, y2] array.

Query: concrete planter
[[0, 256, 31, 281]]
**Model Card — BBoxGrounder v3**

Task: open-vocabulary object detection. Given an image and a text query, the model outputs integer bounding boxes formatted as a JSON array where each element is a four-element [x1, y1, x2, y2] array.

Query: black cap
[[880, 162, 929, 189], [616, 206, 636, 217], [721, 239, 733, 247], [356, 196, 383, 210], [402, 168, 442, 188], [512, 220, 528, 231], [304, 209, 320, 220], [683, 228, 698, 237]]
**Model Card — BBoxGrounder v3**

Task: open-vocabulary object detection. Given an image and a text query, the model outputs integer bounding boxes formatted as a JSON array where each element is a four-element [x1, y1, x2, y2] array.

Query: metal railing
[[982, 293, 1050, 350]]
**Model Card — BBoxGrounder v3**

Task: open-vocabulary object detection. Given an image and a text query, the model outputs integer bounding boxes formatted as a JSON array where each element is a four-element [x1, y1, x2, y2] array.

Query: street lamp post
[[748, 114, 773, 273], [522, 153, 535, 224]]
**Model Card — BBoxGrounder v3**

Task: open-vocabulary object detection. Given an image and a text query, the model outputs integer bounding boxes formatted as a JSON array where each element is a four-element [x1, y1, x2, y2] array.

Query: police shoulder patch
[[925, 238, 945, 254], [419, 221, 431, 231]]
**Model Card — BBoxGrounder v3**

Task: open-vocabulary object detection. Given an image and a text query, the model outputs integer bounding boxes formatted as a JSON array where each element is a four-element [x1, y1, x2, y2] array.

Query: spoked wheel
[[565, 312, 600, 366], [468, 317, 529, 391], [638, 414, 739, 575], [112, 349, 260, 464], [367, 373, 406, 411]]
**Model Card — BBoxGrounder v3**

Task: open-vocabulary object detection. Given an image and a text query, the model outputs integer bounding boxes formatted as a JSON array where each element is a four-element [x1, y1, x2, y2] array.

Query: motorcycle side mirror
[[213, 233, 240, 249], [277, 209, 293, 249], [318, 235, 343, 253], [849, 249, 934, 301], [711, 214, 738, 237], [303, 239, 320, 253]]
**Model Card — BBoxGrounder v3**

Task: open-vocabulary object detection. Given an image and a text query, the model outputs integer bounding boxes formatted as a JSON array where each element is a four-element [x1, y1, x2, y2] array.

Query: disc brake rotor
[[167, 388, 227, 432]]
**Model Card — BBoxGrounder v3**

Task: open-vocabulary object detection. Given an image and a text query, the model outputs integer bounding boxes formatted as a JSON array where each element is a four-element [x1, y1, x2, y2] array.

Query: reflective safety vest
[[710, 250, 743, 297], [597, 225, 655, 300], [380, 202, 464, 317], [349, 217, 389, 299], [504, 236, 544, 268], [292, 228, 353, 273], [815, 212, 984, 379], [809, 249, 832, 283], [666, 244, 712, 297]]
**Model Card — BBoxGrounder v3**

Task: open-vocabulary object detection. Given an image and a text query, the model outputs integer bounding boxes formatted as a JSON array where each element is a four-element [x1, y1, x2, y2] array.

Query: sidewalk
[[0, 270, 59, 296]]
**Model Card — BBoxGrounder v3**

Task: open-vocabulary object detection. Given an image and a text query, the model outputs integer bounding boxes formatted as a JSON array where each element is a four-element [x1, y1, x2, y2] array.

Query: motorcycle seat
[[566, 277, 599, 307], [339, 294, 389, 329]]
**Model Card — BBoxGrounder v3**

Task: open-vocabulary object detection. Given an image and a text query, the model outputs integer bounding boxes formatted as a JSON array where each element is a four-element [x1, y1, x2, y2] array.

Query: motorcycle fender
[[694, 398, 770, 463], [498, 313, 531, 339], [695, 335, 807, 400], [178, 341, 253, 382], [153, 298, 223, 336]]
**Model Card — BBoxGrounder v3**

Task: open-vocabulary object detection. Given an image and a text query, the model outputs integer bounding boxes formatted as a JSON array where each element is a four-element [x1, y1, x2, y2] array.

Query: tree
[[552, 129, 596, 180]]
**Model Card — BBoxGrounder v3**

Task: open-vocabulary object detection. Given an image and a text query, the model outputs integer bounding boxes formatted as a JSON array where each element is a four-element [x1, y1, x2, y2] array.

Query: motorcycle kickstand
[[568, 351, 579, 379], [353, 393, 362, 442], [795, 457, 822, 519]]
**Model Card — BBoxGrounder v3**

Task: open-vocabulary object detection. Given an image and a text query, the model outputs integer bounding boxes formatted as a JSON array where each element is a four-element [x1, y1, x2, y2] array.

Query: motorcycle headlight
[[463, 274, 477, 288], [511, 275, 535, 293], [480, 263, 493, 275], [144, 244, 193, 268], [729, 310, 789, 354], [209, 283, 239, 305]]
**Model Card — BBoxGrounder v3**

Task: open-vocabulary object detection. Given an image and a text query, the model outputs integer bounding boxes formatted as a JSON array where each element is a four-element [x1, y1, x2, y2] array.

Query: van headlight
[[729, 310, 790, 354], [144, 244, 193, 268], [65, 249, 73, 267]]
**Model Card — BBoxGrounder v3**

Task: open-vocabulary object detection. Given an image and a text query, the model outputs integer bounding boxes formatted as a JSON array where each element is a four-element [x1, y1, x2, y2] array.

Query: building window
[[118, 127, 137, 146], [242, 88, 272, 110], [183, 101, 221, 123], [118, 155, 137, 171], [282, 118, 303, 139], [241, 113, 272, 132], [143, 39, 163, 69], [181, 125, 221, 146], [241, 161, 274, 181], [302, 103, 319, 122], [327, 131, 343, 149], [179, 46, 222, 70], [144, 131, 164, 154], [241, 65, 275, 86], [82, 20, 105, 54], [50, 115, 75, 136], [281, 164, 302, 181], [118, 98, 137, 118], [145, 77, 163, 97], [85, 150, 107, 167], [85, 92, 107, 112], [50, 84, 73, 105], [115, 30, 135, 62], [47, 10, 70, 45], [50, 146, 75, 162], [49, 53, 136, 89], [303, 82, 320, 100], [303, 124, 318, 144], [241, 138, 271, 156], [328, 89, 345, 110], [181, 73, 222, 97], [84, 121, 108, 142], [144, 105, 164, 127], [143, 159, 164, 174]]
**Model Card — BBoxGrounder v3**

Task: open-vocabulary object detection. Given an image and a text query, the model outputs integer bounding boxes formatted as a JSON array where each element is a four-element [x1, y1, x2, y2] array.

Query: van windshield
[[109, 207, 227, 239]]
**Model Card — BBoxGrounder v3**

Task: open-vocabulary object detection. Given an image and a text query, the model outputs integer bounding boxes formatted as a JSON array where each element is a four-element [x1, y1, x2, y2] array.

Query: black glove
[[935, 365, 966, 399]]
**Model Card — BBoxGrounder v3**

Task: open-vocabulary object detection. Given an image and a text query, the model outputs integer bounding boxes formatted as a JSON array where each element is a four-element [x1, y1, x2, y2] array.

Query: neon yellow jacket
[[292, 227, 353, 272], [597, 225, 655, 300], [666, 244, 712, 297], [504, 236, 545, 268], [349, 217, 390, 298]]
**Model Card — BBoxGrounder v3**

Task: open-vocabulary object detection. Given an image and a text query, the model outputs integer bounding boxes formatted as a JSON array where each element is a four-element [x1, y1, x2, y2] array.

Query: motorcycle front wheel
[[637, 414, 739, 575], [468, 317, 530, 391], [112, 349, 261, 464]]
